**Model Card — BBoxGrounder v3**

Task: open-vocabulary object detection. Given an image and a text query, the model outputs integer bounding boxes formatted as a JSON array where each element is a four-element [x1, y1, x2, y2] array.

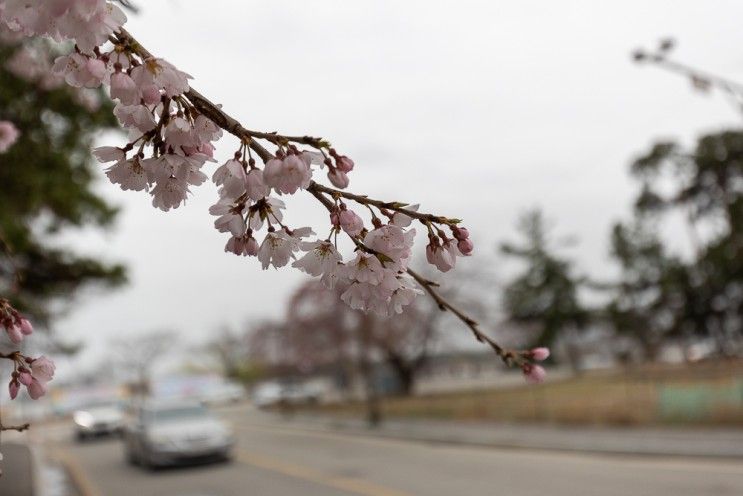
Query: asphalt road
[[39, 405, 743, 496]]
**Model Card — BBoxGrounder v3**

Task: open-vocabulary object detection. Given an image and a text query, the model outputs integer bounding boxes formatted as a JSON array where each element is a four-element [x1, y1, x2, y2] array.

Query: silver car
[[123, 400, 234, 468]]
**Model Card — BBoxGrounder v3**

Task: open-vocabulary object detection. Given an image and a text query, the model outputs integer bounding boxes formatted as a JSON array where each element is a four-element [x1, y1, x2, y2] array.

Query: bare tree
[[109, 329, 175, 397]]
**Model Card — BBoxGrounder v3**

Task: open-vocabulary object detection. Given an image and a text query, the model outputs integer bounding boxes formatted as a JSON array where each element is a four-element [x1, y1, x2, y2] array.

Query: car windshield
[[146, 405, 210, 424], [79, 400, 120, 411]]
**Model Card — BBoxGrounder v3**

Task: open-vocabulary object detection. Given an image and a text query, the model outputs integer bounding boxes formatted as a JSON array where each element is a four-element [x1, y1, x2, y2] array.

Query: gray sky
[[54, 0, 743, 373]]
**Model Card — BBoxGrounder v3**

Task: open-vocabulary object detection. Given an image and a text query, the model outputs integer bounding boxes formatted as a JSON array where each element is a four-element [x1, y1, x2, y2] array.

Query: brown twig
[[0, 423, 30, 433], [308, 182, 461, 226]]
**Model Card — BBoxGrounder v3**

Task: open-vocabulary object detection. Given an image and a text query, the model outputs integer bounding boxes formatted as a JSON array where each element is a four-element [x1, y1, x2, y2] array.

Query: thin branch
[[308, 182, 461, 226], [0, 423, 30, 433]]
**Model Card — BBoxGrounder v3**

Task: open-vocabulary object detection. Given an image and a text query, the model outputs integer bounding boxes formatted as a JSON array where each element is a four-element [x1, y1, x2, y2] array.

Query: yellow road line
[[52, 449, 102, 496], [236, 450, 412, 496]]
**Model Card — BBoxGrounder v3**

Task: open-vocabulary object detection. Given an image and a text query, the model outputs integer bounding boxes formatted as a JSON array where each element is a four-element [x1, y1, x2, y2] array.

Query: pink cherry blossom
[[224, 231, 256, 256], [52, 53, 105, 88], [258, 227, 313, 269], [391, 204, 419, 228], [105, 157, 150, 192], [110, 71, 138, 104], [114, 103, 157, 133], [264, 154, 313, 195], [213, 159, 247, 198], [31, 355, 55, 383], [131, 57, 191, 98], [93, 146, 125, 163], [364, 225, 416, 267], [245, 169, 269, 201], [0, 120, 20, 153], [150, 175, 190, 211], [292, 241, 343, 284], [346, 253, 385, 285]]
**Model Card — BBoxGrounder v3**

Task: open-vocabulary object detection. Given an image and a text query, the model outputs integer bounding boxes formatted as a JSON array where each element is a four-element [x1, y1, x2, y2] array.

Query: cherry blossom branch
[[405, 268, 512, 360], [114, 29, 324, 162], [633, 38, 743, 110], [111, 25, 547, 372], [1, 2, 549, 383], [0, 422, 30, 433], [307, 182, 461, 227]]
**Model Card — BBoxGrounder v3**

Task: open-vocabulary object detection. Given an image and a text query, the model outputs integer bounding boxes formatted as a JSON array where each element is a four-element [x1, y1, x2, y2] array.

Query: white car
[[252, 381, 321, 408], [73, 401, 125, 440]]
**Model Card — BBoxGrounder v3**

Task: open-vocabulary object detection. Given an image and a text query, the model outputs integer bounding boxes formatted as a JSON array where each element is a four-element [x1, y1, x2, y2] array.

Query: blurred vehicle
[[123, 399, 234, 469], [252, 381, 322, 408], [200, 382, 246, 406], [73, 401, 125, 441]]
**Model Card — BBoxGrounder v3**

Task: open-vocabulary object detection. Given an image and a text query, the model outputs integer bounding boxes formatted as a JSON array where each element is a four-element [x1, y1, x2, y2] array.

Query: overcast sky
[[51, 0, 743, 374]]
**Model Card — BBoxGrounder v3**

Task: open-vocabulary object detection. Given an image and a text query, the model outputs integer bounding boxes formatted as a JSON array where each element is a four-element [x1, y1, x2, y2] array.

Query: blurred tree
[[0, 33, 126, 329], [500, 209, 589, 369], [282, 280, 441, 397], [624, 131, 743, 356], [605, 218, 689, 360], [207, 327, 265, 385], [110, 330, 174, 396]]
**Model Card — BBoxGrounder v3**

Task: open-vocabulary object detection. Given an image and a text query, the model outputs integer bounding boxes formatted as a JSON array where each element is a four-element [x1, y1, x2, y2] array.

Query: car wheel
[[76, 431, 87, 442]]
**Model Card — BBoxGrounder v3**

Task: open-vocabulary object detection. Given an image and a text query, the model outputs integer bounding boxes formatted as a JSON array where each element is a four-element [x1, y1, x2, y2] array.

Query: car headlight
[[73, 412, 94, 428]]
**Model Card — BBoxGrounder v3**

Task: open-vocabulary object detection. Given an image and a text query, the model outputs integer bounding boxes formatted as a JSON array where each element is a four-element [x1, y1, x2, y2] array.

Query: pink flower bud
[[18, 372, 32, 387], [330, 211, 340, 227], [522, 364, 546, 384], [530, 347, 550, 361], [339, 210, 364, 237], [457, 238, 474, 256], [8, 381, 19, 400], [327, 169, 349, 189], [452, 226, 470, 240], [335, 155, 354, 173], [19, 318, 33, 335], [27, 379, 46, 400], [5, 324, 23, 344]]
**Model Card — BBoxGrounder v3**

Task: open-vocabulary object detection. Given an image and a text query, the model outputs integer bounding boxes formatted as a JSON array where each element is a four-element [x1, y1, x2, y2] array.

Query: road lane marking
[[51, 449, 102, 496], [236, 450, 412, 496]]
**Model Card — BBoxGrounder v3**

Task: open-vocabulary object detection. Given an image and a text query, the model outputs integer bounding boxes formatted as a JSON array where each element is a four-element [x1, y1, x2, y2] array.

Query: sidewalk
[[0, 443, 34, 496], [274, 413, 743, 459]]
